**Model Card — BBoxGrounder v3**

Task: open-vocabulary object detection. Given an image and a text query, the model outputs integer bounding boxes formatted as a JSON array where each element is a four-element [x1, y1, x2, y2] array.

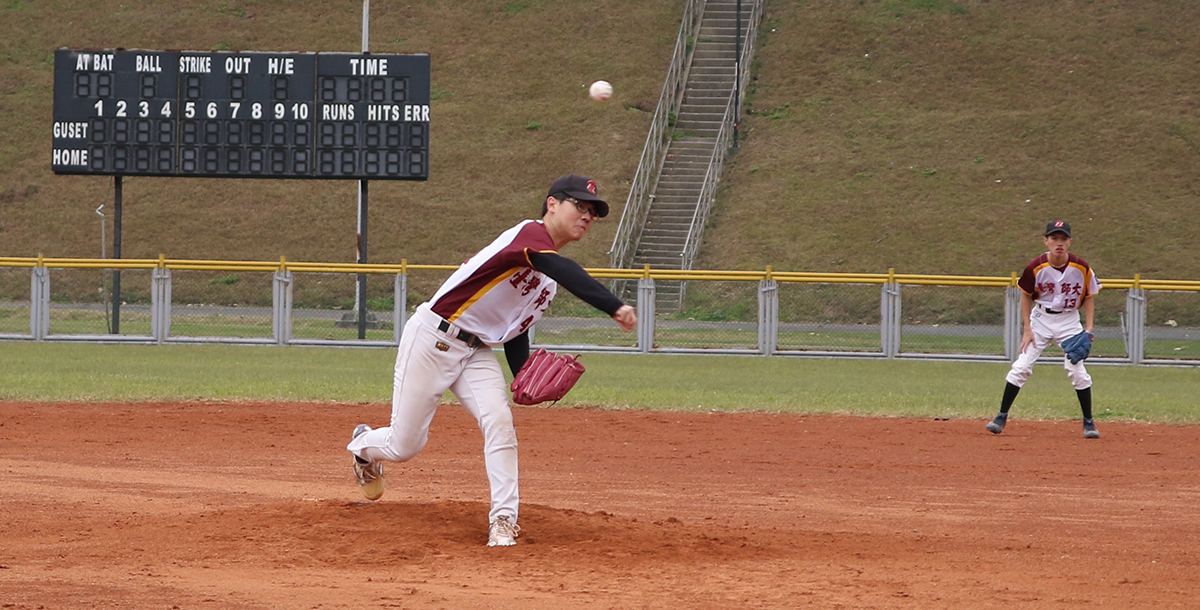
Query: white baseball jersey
[[1017, 253, 1101, 313], [1006, 252, 1100, 390], [429, 219, 558, 345]]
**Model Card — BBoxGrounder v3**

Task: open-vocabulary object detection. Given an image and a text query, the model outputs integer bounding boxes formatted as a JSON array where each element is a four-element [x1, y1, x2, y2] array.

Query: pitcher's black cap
[[1044, 220, 1072, 237], [548, 174, 609, 218]]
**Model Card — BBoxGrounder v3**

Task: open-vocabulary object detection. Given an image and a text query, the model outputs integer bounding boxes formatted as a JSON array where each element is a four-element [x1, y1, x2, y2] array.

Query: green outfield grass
[[1, 342, 1196, 424], [11, 307, 1190, 358]]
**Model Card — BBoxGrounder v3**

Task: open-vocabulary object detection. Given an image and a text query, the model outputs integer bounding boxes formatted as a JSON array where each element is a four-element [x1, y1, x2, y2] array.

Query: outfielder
[[347, 174, 637, 547], [986, 220, 1102, 438]]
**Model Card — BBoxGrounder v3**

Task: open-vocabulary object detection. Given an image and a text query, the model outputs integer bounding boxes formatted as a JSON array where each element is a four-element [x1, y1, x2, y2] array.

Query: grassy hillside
[[3, 0, 1199, 302], [712, 0, 1200, 279]]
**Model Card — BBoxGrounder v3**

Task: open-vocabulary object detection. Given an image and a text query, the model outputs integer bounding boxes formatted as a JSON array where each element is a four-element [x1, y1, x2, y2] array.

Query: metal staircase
[[608, 0, 762, 310]]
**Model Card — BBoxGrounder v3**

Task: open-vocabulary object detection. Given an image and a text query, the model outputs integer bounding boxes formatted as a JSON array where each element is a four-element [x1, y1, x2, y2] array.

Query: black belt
[[438, 319, 484, 348], [1043, 308, 1063, 314]]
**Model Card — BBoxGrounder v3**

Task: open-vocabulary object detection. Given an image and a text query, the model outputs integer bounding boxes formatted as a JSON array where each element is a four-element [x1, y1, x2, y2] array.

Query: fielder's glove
[[510, 348, 585, 405], [1062, 331, 1093, 365]]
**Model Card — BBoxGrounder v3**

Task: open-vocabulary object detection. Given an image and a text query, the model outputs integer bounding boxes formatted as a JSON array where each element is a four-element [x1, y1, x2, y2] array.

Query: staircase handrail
[[678, 0, 764, 273], [608, 0, 705, 270]]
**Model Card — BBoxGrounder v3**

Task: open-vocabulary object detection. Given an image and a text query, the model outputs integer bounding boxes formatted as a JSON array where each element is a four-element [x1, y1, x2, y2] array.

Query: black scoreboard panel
[[315, 53, 429, 179], [177, 51, 318, 177], [52, 48, 430, 180], [52, 50, 181, 175]]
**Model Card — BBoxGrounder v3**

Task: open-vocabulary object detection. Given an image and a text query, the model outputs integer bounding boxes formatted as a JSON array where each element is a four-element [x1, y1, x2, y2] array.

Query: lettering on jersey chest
[[1036, 281, 1083, 297], [508, 268, 544, 296], [509, 268, 555, 333]]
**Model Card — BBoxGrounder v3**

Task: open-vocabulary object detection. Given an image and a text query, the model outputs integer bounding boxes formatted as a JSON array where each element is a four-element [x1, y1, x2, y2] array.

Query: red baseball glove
[[510, 348, 585, 405]]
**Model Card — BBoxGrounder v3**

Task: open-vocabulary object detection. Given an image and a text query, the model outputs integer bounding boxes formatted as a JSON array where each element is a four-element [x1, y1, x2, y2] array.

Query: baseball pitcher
[[346, 174, 637, 547]]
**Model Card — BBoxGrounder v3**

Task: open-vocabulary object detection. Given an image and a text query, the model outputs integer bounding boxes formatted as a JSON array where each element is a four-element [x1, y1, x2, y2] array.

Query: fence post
[[1126, 287, 1146, 364], [151, 267, 171, 344], [758, 278, 778, 356], [1004, 284, 1022, 361], [394, 271, 407, 345], [30, 264, 49, 341], [273, 270, 293, 345], [637, 276, 655, 353], [880, 277, 900, 358]]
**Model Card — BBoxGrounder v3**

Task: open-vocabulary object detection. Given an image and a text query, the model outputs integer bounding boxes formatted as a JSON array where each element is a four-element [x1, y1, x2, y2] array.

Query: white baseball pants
[[1005, 306, 1092, 390], [347, 305, 519, 523]]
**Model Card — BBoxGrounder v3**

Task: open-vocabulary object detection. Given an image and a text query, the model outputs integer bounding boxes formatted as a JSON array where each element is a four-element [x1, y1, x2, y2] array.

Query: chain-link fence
[[535, 289, 638, 349], [2, 257, 1197, 367], [1144, 290, 1200, 362], [898, 284, 1005, 357], [289, 272, 396, 342], [168, 269, 275, 340], [1087, 287, 1127, 360], [776, 282, 882, 353], [654, 280, 759, 351], [47, 267, 153, 337], [0, 266, 32, 337]]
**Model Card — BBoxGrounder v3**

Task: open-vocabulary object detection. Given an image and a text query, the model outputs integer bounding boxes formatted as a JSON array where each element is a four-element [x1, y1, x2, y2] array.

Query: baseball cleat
[[986, 413, 1008, 434], [351, 424, 385, 501], [487, 515, 520, 547], [1083, 418, 1100, 439]]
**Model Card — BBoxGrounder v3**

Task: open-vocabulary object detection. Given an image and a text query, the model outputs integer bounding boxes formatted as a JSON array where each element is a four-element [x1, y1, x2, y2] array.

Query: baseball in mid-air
[[589, 80, 613, 102]]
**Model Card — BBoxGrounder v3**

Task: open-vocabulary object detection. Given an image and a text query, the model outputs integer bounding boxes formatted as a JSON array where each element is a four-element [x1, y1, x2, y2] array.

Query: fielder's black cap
[[1045, 220, 1072, 237], [548, 174, 609, 218]]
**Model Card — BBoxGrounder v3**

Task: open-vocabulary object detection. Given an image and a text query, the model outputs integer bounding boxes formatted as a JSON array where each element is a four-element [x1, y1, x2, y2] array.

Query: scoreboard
[[51, 48, 430, 180]]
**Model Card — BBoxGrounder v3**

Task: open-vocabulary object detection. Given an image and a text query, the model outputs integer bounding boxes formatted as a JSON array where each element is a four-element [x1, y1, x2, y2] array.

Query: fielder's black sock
[[999, 382, 1021, 414], [1077, 386, 1093, 420]]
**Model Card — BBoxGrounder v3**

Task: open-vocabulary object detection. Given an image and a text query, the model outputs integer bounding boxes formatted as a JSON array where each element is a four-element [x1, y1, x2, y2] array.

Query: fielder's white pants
[[346, 305, 519, 523], [1005, 306, 1093, 390]]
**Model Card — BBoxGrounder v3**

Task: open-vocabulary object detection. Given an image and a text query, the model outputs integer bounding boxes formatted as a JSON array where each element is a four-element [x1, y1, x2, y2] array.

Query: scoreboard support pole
[[357, 181, 368, 339], [112, 175, 123, 335], [356, 0, 371, 341]]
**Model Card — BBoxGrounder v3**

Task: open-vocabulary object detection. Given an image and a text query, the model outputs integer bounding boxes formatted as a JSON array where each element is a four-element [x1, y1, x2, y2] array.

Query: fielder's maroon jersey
[[429, 220, 558, 345], [1017, 253, 1102, 313]]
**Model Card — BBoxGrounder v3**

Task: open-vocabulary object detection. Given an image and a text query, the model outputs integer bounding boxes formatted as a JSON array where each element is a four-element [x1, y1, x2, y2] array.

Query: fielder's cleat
[[351, 424, 385, 501], [986, 413, 1008, 434], [1083, 418, 1100, 439], [487, 515, 520, 547]]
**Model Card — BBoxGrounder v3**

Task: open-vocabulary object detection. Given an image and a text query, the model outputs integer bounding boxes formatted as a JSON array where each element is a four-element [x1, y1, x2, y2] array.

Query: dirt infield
[[1, 401, 1196, 609]]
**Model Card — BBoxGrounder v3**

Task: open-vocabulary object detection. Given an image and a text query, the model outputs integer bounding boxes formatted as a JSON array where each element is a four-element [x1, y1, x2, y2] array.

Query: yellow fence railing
[[3, 257, 1200, 291]]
